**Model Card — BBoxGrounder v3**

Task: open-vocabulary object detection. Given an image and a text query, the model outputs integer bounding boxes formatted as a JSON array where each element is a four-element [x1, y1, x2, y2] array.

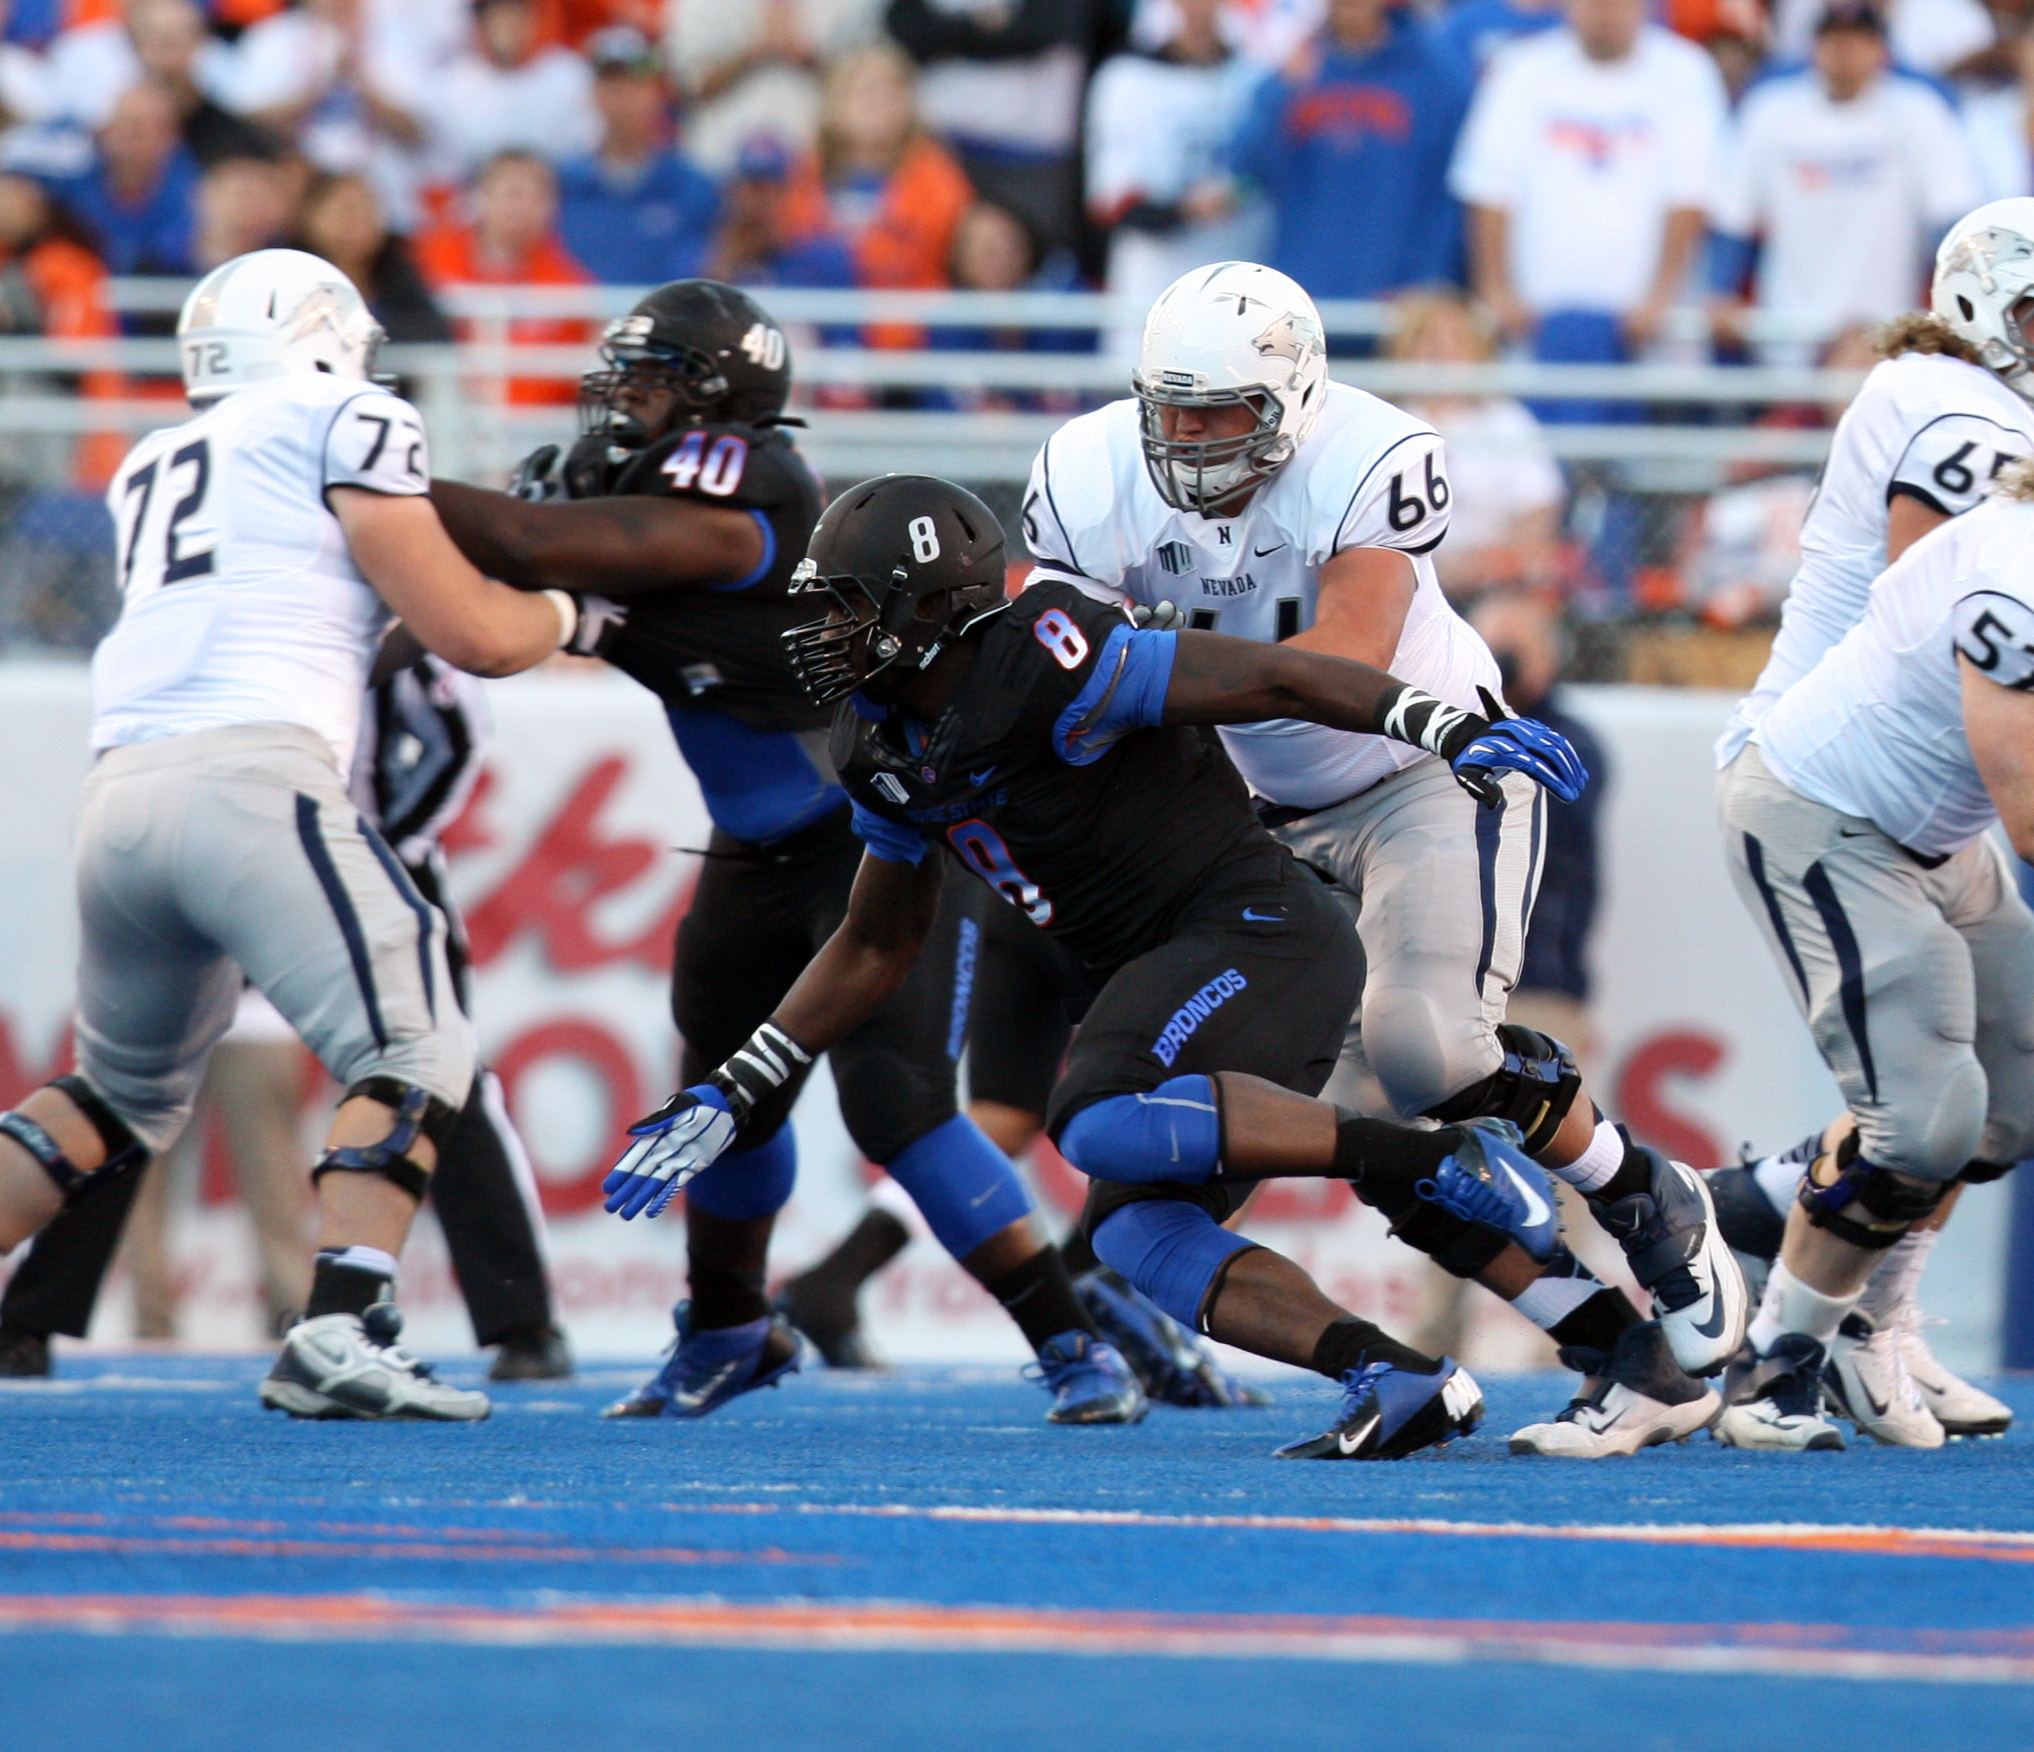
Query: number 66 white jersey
[[92, 371, 432, 772], [1021, 380, 1501, 809]]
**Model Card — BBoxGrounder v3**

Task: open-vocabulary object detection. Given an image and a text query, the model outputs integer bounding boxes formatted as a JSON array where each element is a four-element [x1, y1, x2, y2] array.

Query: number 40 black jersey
[[835, 583, 1289, 971]]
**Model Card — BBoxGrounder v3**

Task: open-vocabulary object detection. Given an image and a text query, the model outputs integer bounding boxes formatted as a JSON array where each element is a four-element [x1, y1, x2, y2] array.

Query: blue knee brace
[[1092, 1199, 1256, 1329], [684, 1124, 796, 1220], [1057, 1076, 1221, 1185], [884, 1114, 1032, 1260]]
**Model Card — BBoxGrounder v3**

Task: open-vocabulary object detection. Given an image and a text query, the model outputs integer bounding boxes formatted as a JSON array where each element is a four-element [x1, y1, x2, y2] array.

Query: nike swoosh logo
[[1689, 1294, 1729, 1341], [969, 1183, 1002, 1207], [1498, 1159, 1552, 1230], [676, 1360, 741, 1409], [1337, 1415, 1381, 1455], [1241, 907, 1281, 922], [1253, 543, 1286, 557], [970, 767, 995, 785]]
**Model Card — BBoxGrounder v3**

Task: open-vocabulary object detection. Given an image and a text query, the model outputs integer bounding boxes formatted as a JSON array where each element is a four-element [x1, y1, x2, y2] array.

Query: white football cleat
[[1593, 1150, 1749, 1376], [1714, 1333, 1845, 1451], [1510, 1321, 1719, 1458], [1821, 1312, 1943, 1448], [261, 1308, 490, 1422], [1897, 1314, 2012, 1437]]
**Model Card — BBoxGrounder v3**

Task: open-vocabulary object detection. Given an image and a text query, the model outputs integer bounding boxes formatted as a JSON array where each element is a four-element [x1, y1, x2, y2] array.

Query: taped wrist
[[711, 1021, 814, 1124], [1377, 682, 1486, 763], [311, 1077, 460, 1204], [1334, 1115, 1508, 1277]]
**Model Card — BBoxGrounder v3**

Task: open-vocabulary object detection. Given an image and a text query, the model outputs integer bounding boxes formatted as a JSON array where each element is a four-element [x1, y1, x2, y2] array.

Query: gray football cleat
[[1510, 1321, 1720, 1458], [1822, 1311, 1943, 1448], [261, 1307, 490, 1421], [1594, 1150, 1749, 1376], [1714, 1333, 1845, 1451]]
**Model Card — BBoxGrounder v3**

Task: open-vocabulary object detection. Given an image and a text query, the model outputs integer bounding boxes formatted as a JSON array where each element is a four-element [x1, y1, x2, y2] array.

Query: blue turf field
[[5, 1356, 2034, 1751]]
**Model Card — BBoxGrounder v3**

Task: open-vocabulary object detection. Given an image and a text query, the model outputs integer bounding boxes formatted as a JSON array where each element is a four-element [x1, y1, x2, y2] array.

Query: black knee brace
[[1798, 1148, 1950, 1250], [0, 1075, 146, 1198], [311, 1077, 460, 1204], [1960, 1157, 2019, 1185], [1422, 1025, 1583, 1156]]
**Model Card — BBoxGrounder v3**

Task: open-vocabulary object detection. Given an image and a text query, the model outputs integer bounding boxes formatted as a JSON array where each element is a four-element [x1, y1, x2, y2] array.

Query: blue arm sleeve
[[1052, 625, 1177, 765], [850, 799, 930, 865]]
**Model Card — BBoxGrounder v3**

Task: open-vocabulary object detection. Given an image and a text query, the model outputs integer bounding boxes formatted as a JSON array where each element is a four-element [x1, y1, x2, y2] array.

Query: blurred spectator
[[226, 0, 432, 229], [1390, 290, 1563, 598], [415, 147, 589, 401], [1772, 0, 1995, 74], [885, 0, 1095, 258], [1085, 0, 1264, 336], [704, 133, 857, 284], [554, 25, 718, 284], [1965, 29, 2034, 199], [191, 151, 295, 268], [0, 0, 54, 138], [299, 167, 451, 337], [922, 199, 1087, 409], [46, 0, 232, 130], [668, 0, 884, 176], [433, 0, 600, 178], [0, 167, 108, 334], [1234, 0, 1473, 300], [131, 0, 280, 169], [1710, 3, 1978, 361], [1452, 0, 1726, 360], [45, 76, 199, 271], [778, 44, 972, 307], [1434, 0, 1563, 71]]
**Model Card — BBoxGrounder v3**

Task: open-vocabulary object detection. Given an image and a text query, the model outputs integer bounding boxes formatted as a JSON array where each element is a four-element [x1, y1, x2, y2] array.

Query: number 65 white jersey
[[92, 371, 432, 772], [1021, 381, 1501, 808]]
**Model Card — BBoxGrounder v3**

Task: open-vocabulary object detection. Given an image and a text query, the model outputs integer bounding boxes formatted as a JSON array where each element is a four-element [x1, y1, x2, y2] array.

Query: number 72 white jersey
[[92, 371, 433, 772], [1021, 381, 1501, 808]]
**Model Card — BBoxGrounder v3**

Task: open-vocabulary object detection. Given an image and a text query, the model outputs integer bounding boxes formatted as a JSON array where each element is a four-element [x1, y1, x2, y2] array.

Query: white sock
[[323, 1244, 398, 1280], [1750, 1153, 1804, 1216], [1859, 1226, 1937, 1326], [1746, 1259, 1856, 1354], [1510, 1271, 1603, 1331], [1548, 1118, 1623, 1194]]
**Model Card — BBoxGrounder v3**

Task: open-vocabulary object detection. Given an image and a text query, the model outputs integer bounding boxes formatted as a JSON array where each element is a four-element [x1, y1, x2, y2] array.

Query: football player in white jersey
[[1714, 463, 2034, 1449], [1711, 199, 2034, 1442], [0, 250, 616, 1421], [1022, 262, 1748, 1456]]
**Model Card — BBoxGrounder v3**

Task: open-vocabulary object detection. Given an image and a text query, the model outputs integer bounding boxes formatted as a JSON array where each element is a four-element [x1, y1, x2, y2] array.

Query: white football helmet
[[177, 248, 386, 404], [1933, 200, 2034, 400], [1132, 261, 1329, 515]]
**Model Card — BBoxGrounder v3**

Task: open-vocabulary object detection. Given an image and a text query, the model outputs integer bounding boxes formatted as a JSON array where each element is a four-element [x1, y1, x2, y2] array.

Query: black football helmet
[[578, 279, 793, 445], [784, 475, 1008, 705]]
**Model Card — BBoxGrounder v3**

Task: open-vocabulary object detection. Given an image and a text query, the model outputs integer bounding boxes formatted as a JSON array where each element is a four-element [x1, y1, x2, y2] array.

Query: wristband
[[1378, 682, 1485, 763], [711, 1020, 814, 1122], [542, 588, 578, 650]]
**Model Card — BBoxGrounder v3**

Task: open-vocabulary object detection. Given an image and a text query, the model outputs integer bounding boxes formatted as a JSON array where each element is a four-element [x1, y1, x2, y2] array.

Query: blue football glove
[[1448, 686, 1589, 808], [603, 1083, 736, 1220]]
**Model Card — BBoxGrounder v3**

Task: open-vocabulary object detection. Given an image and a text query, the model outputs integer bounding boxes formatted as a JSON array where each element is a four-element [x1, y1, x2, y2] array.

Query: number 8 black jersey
[[561, 419, 826, 735], [834, 583, 1287, 972]]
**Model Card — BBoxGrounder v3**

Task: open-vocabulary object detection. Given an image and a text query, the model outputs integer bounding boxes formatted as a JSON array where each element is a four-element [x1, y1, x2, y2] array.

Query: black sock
[[1310, 1314, 1442, 1381], [688, 1209, 774, 1330], [1548, 1286, 1642, 1353], [1589, 1125, 1655, 1205], [982, 1246, 1094, 1353], [1059, 1231, 1099, 1277], [305, 1251, 391, 1320], [782, 1208, 911, 1328], [1331, 1114, 1456, 1212]]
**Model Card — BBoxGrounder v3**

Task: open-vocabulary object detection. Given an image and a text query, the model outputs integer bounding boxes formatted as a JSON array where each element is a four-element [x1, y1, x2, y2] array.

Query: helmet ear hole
[[1961, 295, 1977, 321]]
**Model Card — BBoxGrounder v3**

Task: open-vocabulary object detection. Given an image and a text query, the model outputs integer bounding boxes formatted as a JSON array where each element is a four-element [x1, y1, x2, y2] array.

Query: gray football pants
[[1273, 758, 1546, 1120], [1719, 744, 2034, 1183], [72, 722, 473, 1155]]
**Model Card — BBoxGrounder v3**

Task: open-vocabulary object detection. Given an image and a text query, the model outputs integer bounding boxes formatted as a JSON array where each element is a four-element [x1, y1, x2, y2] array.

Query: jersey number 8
[[949, 820, 1053, 925], [1032, 608, 1088, 669]]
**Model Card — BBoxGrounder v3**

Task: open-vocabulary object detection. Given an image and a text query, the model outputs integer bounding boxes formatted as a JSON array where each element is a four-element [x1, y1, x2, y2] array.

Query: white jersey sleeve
[[1952, 586, 2034, 690], [323, 388, 431, 497], [1019, 402, 1145, 600], [1328, 426, 1452, 556], [1889, 411, 2027, 517]]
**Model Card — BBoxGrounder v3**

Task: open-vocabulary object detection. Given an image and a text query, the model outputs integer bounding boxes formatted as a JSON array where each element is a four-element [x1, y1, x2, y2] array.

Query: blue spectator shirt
[[1434, 0, 1564, 71], [46, 146, 200, 274], [1235, 13, 1475, 298], [554, 149, 721, 286]]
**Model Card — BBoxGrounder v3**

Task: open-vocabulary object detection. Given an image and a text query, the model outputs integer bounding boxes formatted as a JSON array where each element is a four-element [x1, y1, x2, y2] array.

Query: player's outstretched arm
[[1160, 628, 1589, 805], [331, 488, 570, 678], [428, 479, 764, 596], [602, 851, 944, 1218]]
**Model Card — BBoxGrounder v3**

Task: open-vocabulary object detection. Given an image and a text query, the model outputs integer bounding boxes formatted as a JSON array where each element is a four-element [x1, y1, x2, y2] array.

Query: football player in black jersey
[[430, 282, 1146, 1424], [603, 475, 1600, 1461]]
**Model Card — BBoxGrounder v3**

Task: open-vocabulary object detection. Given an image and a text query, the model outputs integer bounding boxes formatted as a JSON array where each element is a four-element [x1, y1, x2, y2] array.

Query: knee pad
[[684, 1124, 797, 1221], [1798, 1150, 1950, 1250], [884, 1114, 1031, 1260], [1960, 1157, 2020, 1185], [1422, 1025, 1582, 1156], [311, 1077, 461, 1204], [0, 1074, 148, 1198], [1056, 1077, 1221, 1186], [1092, 1198, 1256, 1331]]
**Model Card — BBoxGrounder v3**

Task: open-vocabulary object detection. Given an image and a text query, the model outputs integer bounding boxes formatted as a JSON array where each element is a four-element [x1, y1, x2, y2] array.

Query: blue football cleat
[[603, 1302, 801, 1419], [1074, 1267, 1270, 1408], [1028, 1329, 1149, 1425], [1417, 1118, 1560, 1262], [1274, 1358, 1484, 1460]]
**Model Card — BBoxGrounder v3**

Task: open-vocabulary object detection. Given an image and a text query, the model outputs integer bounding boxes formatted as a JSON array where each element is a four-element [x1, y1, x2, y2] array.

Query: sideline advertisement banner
[[0, 666, 2006, 1370]]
